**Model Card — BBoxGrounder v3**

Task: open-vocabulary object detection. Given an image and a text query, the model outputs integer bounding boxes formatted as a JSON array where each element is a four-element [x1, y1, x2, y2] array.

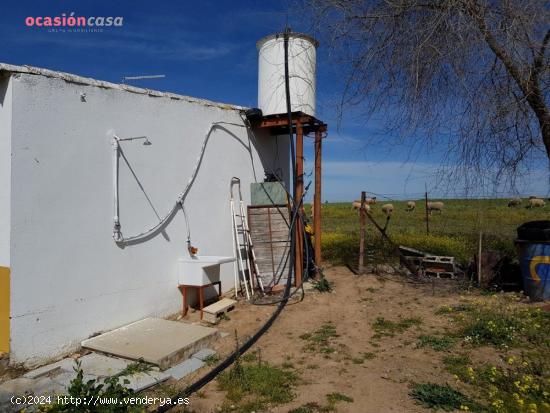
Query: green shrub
[[39, 360, 149, 412]]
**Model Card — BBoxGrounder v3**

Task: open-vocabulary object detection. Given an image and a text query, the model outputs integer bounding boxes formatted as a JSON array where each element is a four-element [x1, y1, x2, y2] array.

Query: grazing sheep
[[528, 198, 546, 208], [381, 203, 394, 216], [406, 201, 416, 212], [427, 201, 444, 214], [365, 197, 377, 205], [508, 198, 522, 207], [352, 201, 371, 213]]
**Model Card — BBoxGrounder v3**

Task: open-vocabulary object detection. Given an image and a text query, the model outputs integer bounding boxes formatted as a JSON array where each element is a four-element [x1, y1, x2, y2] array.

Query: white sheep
[[352, 201, 371, 213], [507, 198, 522, 207], [406, 201, 416, 211], [381, 203, 394, 216], [427, 201, 444, 214], [528, 198, 546, 208]]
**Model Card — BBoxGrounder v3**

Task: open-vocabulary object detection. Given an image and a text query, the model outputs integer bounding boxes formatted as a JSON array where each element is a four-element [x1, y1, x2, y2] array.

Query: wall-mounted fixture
[[114, 135, 151, 145], [112, 135, 152, 242]]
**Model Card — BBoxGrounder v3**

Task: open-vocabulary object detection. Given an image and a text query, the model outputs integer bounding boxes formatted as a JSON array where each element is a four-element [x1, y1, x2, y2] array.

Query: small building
[[0, 63, 290, 366]]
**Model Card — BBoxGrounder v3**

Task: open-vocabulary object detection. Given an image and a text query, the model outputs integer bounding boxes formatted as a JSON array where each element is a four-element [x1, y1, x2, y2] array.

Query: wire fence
[[311, 194, 549, 271]]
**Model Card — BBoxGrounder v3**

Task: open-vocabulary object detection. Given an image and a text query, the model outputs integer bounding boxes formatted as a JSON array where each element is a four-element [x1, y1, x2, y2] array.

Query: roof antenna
[[121, 74, 166, 84], [284, 12, 291, 34]]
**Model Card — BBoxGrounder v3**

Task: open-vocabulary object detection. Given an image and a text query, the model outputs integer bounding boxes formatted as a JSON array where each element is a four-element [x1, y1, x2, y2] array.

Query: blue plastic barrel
[[518, 242, 550, 301]]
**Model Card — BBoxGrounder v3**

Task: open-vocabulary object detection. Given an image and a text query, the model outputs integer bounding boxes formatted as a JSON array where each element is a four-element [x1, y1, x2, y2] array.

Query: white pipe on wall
[[112, 120, 247, 245], [112, 136, 122, 242]]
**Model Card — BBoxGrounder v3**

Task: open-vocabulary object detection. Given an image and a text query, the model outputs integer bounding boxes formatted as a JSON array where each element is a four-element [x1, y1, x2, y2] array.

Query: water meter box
[[250, 182, 288, 206]]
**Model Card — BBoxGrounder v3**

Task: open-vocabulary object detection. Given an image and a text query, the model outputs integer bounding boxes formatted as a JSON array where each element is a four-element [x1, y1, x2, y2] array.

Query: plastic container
[[516, 222, 550, 301], [257, 32, 318, 116], [517, 220, 550, 242]]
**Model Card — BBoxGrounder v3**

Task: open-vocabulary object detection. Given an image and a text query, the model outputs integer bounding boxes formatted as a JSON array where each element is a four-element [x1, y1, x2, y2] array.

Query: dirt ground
[[158, 265, 505, 413]]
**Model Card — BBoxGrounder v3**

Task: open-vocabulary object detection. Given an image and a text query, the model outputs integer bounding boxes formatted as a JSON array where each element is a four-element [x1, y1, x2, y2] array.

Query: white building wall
[[8, 72, 288, 366], [0, 76, 11, 267]]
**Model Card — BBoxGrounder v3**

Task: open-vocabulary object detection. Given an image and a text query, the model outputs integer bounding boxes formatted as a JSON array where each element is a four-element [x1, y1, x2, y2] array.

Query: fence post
[[425, 185, 430, 236], [359, 191, 366, 274]]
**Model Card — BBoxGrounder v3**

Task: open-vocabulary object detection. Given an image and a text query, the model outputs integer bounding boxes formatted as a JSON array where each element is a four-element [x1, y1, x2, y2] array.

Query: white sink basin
[[177, 255, 236, 286]]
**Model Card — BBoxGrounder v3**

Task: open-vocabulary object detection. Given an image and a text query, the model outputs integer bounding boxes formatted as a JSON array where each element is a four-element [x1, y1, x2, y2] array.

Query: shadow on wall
[[0, 74, 9, 106]]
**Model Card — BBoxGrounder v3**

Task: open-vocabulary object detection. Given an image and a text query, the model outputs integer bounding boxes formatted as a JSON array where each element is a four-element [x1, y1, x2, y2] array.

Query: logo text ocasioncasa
[[25, 12, 123, 28]]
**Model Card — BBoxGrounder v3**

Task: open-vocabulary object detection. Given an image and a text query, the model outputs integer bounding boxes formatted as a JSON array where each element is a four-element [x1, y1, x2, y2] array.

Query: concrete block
[[191, 348, 216, 361], [164, 358, 205, 380], [203, 298, 236, 323], [23, 358, 76, 379], [0, 377, 36, 399], [124, 371, 169, 392], [77, 353, 132, 378], [81, 318, 219, 370], [48, 372, 97, 390]]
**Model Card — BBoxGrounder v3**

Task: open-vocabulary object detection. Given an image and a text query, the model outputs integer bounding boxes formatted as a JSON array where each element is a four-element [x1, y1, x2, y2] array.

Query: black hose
[[153, 196, 303, 412], [153, 29, 301, 412]]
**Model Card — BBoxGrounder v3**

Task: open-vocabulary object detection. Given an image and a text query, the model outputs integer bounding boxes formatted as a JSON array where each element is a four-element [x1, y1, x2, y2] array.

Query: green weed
[[313, 273, 332, 293], [204, 354, 220, 367], [218, 361, 298, 413], [372, 316, 423, 337], [443, 354, 472, 380], [410, 383, 477, 411], [449, 354, 550, 413], [39, 360, 149, 412], [417, 335, 455, 351], [326, 392, 354, 405], [446, 299, 550, 348], [300, 322, 339, 354]]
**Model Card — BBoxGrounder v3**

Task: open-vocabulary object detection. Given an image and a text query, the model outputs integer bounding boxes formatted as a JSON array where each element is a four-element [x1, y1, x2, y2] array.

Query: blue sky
[[1, 0, 548, 201]]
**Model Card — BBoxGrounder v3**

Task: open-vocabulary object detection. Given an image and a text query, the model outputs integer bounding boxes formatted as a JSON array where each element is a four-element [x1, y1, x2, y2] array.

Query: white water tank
[[257, 32, 318, 117]]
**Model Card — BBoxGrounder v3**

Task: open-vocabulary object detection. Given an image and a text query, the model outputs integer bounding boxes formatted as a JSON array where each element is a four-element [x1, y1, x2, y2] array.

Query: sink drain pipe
[[154, 27, 301, 412]]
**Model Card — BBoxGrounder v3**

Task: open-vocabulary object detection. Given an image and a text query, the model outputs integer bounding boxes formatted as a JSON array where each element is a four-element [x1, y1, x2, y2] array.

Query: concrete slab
[[164, 358, 204, 380], [23, 358, 76, 379], [0, 378, 35, 412], [81, 318, 219, 370], [0, 352, 172, 412], [23, 353, 131, 381], [77, 353, 132, 378], [124, 371, 170, 392], [47, 371, 97, 390], [191, 348, 216, 362], [0, 375, 71, 412]]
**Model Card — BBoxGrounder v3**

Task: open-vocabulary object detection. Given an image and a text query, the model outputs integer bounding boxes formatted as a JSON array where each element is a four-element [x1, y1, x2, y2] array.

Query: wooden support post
[[358, 191, 366, 274], [313, 129, 322, 267], [477, 230, 483, 286], [295, 119, 304, 286]]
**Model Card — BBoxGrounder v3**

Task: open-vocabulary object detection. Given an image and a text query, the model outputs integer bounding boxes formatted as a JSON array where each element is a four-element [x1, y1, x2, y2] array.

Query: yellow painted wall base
[[0, 266, 9, 353]]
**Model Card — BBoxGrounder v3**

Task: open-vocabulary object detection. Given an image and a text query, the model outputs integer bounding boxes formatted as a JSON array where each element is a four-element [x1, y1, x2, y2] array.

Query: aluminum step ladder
[[230, 177, 264, 299]]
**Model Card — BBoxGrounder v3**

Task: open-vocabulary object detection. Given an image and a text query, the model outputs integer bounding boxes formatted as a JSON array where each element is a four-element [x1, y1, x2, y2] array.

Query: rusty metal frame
[[251, 111, 326, 285]]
